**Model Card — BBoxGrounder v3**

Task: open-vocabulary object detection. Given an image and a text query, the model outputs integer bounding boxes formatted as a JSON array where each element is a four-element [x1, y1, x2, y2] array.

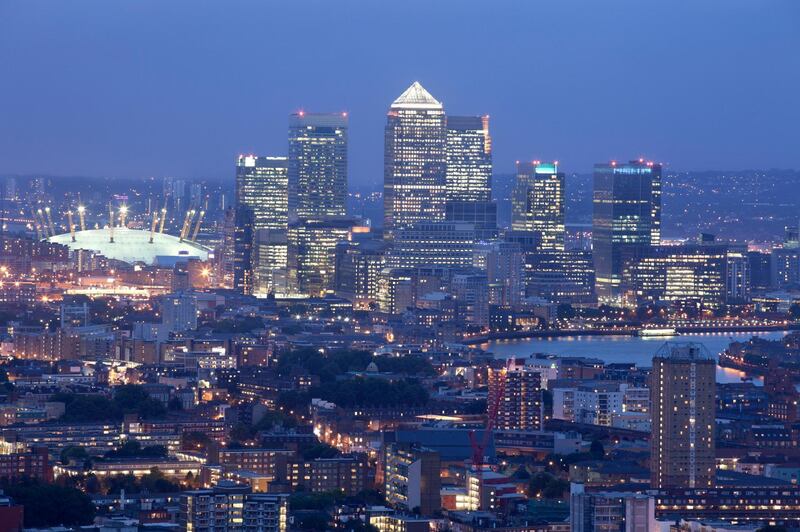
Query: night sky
[[1, 0, 798, 187]]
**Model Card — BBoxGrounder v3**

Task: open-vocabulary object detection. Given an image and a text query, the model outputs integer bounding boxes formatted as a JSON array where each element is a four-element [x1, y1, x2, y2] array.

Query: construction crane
[[77, 205, 86, 231], [67, 210, 76, 242], [44, 207, 56, 237], [468, 361, 509, 471], [149, 210, 159, 244], [108, 204, 115, 243]]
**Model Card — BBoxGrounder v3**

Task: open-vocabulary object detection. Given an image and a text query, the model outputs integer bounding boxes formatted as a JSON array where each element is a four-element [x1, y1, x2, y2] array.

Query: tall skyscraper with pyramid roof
[[383, 82, 447, 237]]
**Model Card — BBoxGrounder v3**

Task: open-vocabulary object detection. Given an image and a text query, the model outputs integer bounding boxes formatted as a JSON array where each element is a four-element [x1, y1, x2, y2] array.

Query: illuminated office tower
[[650, 343, 715, 489], [592, 160, 661, 304], [288, 217, 366, 297], [235, 155, 289, 230], [233, 205, 255, 294], [386, 221, 476, 270], [511, 161, 565, 251], [384, 82, 447, 237], [445, 115, 492, 201], [234, 156, 289, 296], [288, 112, 348, 220]]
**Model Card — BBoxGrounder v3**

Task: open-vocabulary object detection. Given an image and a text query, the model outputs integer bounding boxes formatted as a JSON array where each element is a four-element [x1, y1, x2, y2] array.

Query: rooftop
[[391, 81, 442, 110]]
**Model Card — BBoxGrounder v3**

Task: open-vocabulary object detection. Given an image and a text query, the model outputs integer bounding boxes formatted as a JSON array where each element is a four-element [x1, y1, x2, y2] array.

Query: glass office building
[[511, 161, 565, 251], [288, 112, 348, 220], [384, 82, 447, 237], [592, 160, 661, 304]]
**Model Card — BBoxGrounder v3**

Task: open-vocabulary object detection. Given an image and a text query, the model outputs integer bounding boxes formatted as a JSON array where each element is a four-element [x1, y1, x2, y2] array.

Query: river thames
[[479, 330, 789, 384]]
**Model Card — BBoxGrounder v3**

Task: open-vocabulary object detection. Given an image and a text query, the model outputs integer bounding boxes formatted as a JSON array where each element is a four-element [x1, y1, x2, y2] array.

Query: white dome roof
[[47, 228, 210, 265]]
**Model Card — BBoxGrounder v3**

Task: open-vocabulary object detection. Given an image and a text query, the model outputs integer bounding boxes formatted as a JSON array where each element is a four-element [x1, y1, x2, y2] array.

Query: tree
[[3, 479, 95, 527], [60, 445, 88, 464], [589, 440, 605, 460]]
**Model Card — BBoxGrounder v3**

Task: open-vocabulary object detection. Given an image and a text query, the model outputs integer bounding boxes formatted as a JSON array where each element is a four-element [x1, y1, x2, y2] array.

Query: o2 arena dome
[[47, 227, 210, 265]]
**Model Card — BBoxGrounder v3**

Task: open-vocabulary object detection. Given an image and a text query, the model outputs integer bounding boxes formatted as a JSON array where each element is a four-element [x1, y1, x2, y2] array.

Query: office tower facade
[[252, 229, 289, 298], [334, 235, 388, 308], [233, 205, 255, 294], [288, 217, 365, 297], [384, 82, 447, 236], [650, 343, 715, 489], [288, 112, 348, 220], [511, 161, 565, 251], [386, 221, 476, 270], [445, 200, 498, 241], [489, 361, 542, 431], [235, 155, 289, 296], [570, 485, 656, 532], [473, 241, 524, 308], [592, 160, 662, 304], [445, 115, 492, 201], [450, 271, 490, 327], [384, 442, 441, 516], [235, 155, 289, 231], [526, 250, 596, 304]]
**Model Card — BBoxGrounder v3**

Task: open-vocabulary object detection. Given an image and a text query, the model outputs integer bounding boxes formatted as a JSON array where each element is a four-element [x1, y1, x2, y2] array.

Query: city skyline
[[1, 1, 799, 184]]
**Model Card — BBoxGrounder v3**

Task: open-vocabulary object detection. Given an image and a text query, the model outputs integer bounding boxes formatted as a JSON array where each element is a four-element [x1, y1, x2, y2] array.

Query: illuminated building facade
[[526, 250, 595, 304], [445, 115, 491, 202], [235, 155, 289, 296], [386, 222, 476, 270], [625, 241, 749, 308], [334, 235, 388, 308], [288, 112, 348, 220], [235, 155, 289, 231], [489, 361, 542, 431], [384, 442, 441, 516], [288, 217, 364, 297], [384, 82, 447, 237], [592, 160, 661, 304], [473, 241, 524, 308], [650, 343, 715, 489], [511, 161, 565, 251]]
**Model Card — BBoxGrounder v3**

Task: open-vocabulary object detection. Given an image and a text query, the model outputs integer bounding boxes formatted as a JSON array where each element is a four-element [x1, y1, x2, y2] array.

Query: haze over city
[[2, 0, 799, 183]]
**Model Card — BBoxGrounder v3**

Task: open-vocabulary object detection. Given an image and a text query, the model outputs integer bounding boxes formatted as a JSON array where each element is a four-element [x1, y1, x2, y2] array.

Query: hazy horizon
[[2, 1, 798, 185]]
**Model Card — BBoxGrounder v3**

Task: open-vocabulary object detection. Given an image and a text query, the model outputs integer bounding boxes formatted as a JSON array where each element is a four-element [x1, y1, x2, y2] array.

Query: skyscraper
[[288, 112, 348, 220], [650, 342, 715, 489], [592, 160, 662, 304], [235, 155, 289, 230], [511, 161, 565, 251], [445, 115, 492, 202], [384, 82, 447, 237], [234, 155, 289, 295]]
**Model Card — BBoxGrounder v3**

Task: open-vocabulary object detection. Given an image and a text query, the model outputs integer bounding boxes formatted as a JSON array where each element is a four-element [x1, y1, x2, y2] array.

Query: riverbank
[[463, 323, 799, 345]]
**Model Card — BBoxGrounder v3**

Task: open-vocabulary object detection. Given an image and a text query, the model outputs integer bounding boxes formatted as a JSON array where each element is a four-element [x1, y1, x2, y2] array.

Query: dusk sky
[[1, 0, 798, 187]]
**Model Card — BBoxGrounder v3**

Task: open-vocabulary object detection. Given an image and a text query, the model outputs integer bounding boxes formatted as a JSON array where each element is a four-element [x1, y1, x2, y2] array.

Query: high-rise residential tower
[[383, 82, 447, 237], [511, 161, 565, 251], [592, 160, 662, 304], [489, 360, 542, 431], [650, 342, 715, 489], [445, 115, 492, 202], [288, 112, 348, 220]]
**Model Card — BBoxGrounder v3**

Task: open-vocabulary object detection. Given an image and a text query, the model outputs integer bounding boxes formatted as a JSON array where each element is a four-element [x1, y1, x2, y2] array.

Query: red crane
[[468, 363, 508, 469]]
